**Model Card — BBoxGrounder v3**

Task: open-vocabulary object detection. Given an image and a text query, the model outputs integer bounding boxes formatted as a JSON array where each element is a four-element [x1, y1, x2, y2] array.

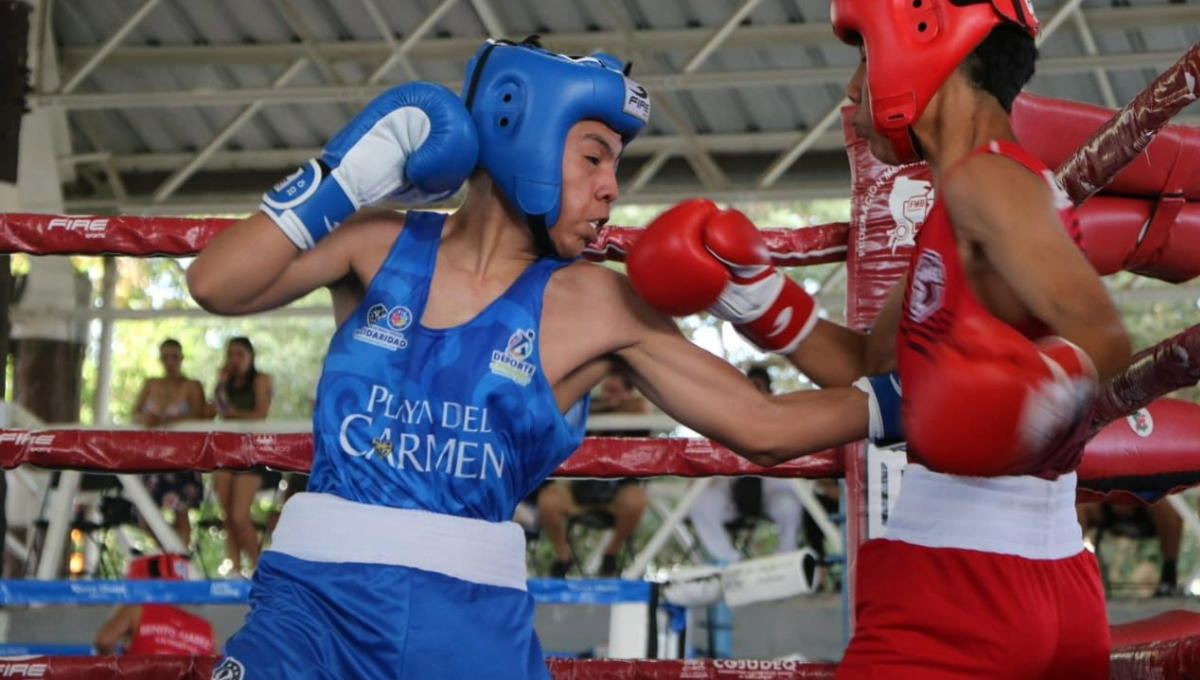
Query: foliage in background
[[74, 256, 333, 425]]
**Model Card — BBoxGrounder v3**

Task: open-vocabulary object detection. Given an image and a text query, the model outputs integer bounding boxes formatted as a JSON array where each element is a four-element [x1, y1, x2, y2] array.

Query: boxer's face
[[846, 54, 901, 166], [550, 120, 622, 258]]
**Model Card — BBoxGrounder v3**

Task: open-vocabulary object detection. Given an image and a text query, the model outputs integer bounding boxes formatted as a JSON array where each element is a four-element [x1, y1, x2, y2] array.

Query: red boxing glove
[[904, 314, 1098, 477], [627, 199, 819, 353], [626, 199, 728, 316]]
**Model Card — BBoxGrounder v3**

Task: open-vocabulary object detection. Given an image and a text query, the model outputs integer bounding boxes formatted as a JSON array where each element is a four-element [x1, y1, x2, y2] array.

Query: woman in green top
[[211, 336, 275, 577]]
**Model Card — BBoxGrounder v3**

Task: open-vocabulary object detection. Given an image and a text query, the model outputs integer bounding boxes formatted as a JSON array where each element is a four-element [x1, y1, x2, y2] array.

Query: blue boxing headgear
[[462, 38, 650, 252]]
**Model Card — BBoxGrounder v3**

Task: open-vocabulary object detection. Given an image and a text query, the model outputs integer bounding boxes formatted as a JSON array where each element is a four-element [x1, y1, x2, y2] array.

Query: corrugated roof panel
[[155, 0, 244, 45], [44, 0, 1200, 213], [792, 0, 832, 26], [619, 0, 694, 31], [70, 110, 135, 154], [746, 0, 798, 27], [253, 102, 333, 149], [273, 0, 347, 42], [1027, 73, 1105, 111], [55, 0, 114, 46], [685, 88, 787, 133], [521, 0, 595, 33], [213, 0, 296, 44]]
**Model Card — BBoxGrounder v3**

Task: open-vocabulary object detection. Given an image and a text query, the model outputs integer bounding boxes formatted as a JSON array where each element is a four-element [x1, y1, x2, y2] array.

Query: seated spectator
[[539, 366, 649, 578], [94, 553, 215, 655], [209, 336, 276, 576], [131, 339, 207, 548], [689, 367, 805, 563], [1078, 500, 1184, 596]]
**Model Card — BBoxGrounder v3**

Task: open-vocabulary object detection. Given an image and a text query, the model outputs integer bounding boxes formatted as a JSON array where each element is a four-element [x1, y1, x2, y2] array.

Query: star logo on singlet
[[212, 657, 245, 680]]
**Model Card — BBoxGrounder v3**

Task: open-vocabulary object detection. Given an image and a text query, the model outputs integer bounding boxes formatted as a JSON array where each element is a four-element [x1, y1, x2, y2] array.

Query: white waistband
[[269, 493, 528, 591], [882, 465, 1084, 560]]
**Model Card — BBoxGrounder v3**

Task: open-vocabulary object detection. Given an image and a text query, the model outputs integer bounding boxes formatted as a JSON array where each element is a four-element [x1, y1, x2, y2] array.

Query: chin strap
[[527, 214, 562, 259]]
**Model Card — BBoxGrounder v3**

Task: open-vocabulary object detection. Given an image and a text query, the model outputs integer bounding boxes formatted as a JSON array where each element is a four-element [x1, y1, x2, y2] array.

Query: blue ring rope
[[0, 578, 653, 607]]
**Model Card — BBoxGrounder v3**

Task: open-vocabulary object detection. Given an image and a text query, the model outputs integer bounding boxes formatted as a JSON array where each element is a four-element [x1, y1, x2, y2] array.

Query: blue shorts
[[217, 551, 549, 680]]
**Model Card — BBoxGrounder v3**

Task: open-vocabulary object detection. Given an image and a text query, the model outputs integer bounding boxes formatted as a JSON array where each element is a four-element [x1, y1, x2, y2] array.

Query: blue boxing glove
[[853, 372, 904, 448], [261, 82, 479, 249]]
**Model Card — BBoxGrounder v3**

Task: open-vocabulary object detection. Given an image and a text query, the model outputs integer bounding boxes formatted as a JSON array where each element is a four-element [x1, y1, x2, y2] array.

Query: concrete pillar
[[0, 0, 31, 578]]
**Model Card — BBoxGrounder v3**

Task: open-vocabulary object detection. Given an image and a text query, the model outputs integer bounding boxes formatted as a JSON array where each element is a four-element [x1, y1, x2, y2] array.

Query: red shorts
[[835, 539, 1109, 680]]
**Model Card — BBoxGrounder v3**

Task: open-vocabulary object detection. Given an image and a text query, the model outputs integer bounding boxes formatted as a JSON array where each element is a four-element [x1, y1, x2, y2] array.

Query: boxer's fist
[[262, 82, 479, 249], [626, 199, 728, 316], [627, 199, 819, 353], [905, 314, 1097, 477]]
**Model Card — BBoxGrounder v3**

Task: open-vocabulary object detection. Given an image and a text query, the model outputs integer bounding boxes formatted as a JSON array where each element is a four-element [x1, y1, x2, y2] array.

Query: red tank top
[[127, 605, 215, 655], [896, 140, 1087, 478]]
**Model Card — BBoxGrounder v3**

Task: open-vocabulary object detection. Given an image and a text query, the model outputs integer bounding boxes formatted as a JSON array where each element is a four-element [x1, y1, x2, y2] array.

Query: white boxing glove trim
[[260, 201, 316, 250], [773, 309, 820, 355], [333, 106, 432, 209], [1020, 341, 1097, 451], [707, 269, 785, 324], [706, 247, 771, 280]]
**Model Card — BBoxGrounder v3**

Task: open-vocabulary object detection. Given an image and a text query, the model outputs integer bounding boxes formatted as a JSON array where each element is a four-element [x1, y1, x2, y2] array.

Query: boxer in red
[[94, 553, 215, 656], [626, 2, 1132, 677]]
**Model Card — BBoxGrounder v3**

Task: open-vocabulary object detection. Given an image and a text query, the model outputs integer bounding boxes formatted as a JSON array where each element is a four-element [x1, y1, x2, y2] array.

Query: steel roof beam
[[1071, 9, 1119, 109], [596, 0, 731, 190], [682, 0, 767, 75], [150, 58, 311, 203], [58, 0, 164, 94], [53, 5, 1200, 71], [358, 0, 418, 81], [66, 106, 1200, 175], [756, 99, 847, 190], [34, 49, 1192, 110], [269, 0, 344, 86], [368, 0, 459, 84], [466, 0, 507, 40]]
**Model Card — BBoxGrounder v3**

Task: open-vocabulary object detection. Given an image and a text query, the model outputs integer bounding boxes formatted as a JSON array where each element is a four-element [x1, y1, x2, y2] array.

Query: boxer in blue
[[189, 37, 873, 680]]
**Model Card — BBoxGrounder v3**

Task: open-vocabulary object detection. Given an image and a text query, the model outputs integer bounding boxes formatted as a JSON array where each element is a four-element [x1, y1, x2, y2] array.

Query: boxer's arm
[[188, 210, 392, 315], [94, 605, 138, 655], [943, 154, 1131, 380], [603, 277, 868, 466], [627, 199, 901, 387], [781, 277, 905, 387]]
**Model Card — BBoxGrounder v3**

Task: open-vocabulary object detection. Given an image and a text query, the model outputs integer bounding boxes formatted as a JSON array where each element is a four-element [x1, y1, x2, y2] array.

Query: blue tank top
[[308, 211, 588, 522]]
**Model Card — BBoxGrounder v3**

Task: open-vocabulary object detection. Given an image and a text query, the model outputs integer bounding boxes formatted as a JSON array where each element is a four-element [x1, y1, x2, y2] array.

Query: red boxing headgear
[[831, 0, 1039, 163], [126, 553, 190, 581]]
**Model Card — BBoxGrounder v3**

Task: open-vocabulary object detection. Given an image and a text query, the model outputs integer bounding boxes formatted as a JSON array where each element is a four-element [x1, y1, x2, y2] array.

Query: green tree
[[77, 257, 333, 425]]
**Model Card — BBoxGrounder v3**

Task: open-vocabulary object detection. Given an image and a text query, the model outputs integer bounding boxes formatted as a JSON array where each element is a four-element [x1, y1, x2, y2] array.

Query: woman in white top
[[130, 339, 207, 548]]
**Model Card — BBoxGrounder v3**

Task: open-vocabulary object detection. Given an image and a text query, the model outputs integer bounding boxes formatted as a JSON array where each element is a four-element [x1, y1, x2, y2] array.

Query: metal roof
[[26, 0, 1200, 216]]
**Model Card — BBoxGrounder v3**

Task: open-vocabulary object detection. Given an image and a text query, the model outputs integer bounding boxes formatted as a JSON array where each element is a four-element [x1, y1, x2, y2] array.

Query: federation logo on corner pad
[[353, 303, 413, 351]]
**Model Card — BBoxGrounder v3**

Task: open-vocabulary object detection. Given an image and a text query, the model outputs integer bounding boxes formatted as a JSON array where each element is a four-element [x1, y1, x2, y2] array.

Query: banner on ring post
[[841, 106, 927, 632], [842, 113, 928, 511]]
